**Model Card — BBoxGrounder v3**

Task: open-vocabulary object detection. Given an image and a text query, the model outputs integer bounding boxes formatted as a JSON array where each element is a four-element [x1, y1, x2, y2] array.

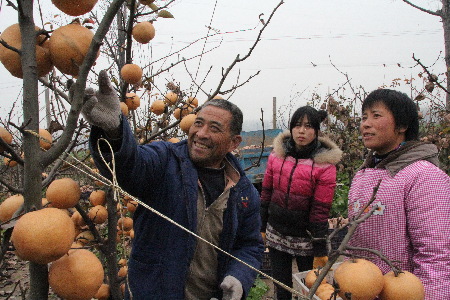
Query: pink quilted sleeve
[[405, 162, 450, 299]]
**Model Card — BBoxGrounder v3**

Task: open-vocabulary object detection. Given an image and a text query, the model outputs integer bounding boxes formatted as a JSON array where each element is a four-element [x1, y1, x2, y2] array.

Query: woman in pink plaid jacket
[[348, 89, 450, 299]]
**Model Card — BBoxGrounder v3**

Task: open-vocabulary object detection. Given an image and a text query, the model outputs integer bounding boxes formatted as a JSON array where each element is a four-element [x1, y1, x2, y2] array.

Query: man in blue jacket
[[83, 70, 264, 300]]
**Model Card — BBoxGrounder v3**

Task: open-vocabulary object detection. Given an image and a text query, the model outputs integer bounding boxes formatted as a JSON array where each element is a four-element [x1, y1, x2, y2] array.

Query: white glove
[[220, 275, 243, 300], [81, 70, 121, 136]]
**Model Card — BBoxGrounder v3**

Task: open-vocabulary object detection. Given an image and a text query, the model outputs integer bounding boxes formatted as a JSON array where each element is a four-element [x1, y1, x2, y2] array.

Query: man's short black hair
[[362, 89, 419, 141], [201, 98, 243, 135]]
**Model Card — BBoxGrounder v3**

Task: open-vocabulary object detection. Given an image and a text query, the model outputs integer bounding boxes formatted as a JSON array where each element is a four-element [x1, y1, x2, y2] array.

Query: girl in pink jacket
[[260, 106, 342, 300], [348, 89, 450, 299]]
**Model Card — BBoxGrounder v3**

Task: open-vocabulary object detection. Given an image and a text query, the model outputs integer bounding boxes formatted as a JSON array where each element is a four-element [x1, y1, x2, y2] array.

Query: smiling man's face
[[187, 105, 241, 168]]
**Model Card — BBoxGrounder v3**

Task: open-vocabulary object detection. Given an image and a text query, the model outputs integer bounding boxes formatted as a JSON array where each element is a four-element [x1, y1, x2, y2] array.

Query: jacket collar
[[360, 141, 440, 176], [173, 140, 249, 190]]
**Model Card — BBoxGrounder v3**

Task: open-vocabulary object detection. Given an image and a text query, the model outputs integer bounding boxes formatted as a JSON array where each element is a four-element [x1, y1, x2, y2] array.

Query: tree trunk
[[18, 0, 48, 299], [442, 0, 450, 110], [117, 6, 127, 69], [105, 188, 122, 299]]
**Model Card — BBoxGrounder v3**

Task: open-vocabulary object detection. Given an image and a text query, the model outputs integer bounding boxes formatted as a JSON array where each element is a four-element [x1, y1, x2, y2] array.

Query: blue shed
[[235, 128, 282, 189]]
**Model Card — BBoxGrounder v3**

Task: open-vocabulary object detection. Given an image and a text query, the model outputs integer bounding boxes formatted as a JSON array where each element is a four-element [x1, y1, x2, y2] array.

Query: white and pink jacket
[[261, 131, 342, 256], [348, 141, 450, 300]]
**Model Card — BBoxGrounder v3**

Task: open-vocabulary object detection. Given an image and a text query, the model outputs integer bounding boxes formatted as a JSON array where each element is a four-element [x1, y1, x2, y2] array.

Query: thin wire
[[193, 0, 219, 82]]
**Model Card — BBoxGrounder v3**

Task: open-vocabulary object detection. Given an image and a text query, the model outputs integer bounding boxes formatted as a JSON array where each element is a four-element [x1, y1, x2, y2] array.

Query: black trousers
[[268, 247, 313, 300]]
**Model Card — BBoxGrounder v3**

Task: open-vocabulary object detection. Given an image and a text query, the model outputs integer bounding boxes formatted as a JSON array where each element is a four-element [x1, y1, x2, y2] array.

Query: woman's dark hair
[[289, 106, 328, 137], [362, 89, 419, 141]]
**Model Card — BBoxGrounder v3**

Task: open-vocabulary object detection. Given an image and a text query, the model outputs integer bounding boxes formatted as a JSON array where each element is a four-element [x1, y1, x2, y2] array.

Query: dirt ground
[[1, 250, 30, 299], [0, 251, 306, 300], [259, 258, 300, 300], [0, 250, 62, 300], [1, 256, 276, 300]]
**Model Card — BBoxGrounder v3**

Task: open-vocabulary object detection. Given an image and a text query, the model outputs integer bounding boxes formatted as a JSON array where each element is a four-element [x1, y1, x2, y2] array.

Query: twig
[[74, 203, 106, 252], [41, 121, 85, 188], [402, 0, 441, 17], [412, 53, 450, 95], [0, 177, 22, 194], [220, 70, 261, 95], [193, 0, 219, 82], [144, 2, 284, 142], [119, 0, 137, 101], [244, 109, 266, 172], [343, 246, 402, 274], [207, 0, 284, 99], [183, 63, 213, 98], [38, 76, 69, 102], [308, 180, 382, 298], [41, 0, 128, 168], [0, 139, 18, 161], [328, 55, 365, 104], [0, 39, 21, 54], [5, 0, 18, 11], [4, 281, 21, 300], [135, 0, 176, 17]]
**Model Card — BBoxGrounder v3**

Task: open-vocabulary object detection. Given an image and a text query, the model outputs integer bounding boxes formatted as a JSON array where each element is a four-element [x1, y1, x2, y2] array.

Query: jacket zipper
[[284, 158, 298, 207]]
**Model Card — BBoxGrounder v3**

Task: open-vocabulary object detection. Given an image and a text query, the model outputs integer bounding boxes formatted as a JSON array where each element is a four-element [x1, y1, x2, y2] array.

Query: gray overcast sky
[[0, 0, 445, 130]]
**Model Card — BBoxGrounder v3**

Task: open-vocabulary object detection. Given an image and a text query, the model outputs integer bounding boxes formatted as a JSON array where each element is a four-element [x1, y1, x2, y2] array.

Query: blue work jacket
[[90, 120, 264, 299]]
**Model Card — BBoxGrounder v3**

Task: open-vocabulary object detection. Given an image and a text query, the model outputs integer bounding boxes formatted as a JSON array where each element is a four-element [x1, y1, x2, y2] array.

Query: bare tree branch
[[0, 176, 22, 194], [0, 39, 21, 54], [74, 203, 106, 251], [135, 0, 176, 18], [119, 0, 137, 100], [207, 1, 284, 100], [344, 245, 402, 275], [5, 0, 18, 11], [413, 53, 450, 95], [38, 76, 69, 102], [183, 63, 213, 97], [308, 180, 383, 297], [244, 109, 266, 172], [220, 70, 261, 95], [0, 138, 18, 160], [402, 0, 441, 16], [141, 2, 284, 143], [41, 122, 85, 188]]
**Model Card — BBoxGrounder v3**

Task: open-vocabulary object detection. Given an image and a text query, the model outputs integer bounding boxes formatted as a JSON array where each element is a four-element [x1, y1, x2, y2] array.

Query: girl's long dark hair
[[289, 106, 327, 137]]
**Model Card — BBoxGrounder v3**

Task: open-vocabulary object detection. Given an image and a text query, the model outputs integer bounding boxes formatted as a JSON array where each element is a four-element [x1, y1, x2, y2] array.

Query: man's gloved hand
[[81, 70, 121, 137], [313, 256, 328, 268], [220, 275, 243, 300]]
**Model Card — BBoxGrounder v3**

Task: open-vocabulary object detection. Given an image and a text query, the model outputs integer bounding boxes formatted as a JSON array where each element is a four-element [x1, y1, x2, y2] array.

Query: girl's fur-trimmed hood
[[272, 130, 343, 165]]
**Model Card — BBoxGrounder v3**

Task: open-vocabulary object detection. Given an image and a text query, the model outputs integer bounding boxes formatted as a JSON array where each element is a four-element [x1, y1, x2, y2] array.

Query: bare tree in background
[[402, 0, 450, 110]]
